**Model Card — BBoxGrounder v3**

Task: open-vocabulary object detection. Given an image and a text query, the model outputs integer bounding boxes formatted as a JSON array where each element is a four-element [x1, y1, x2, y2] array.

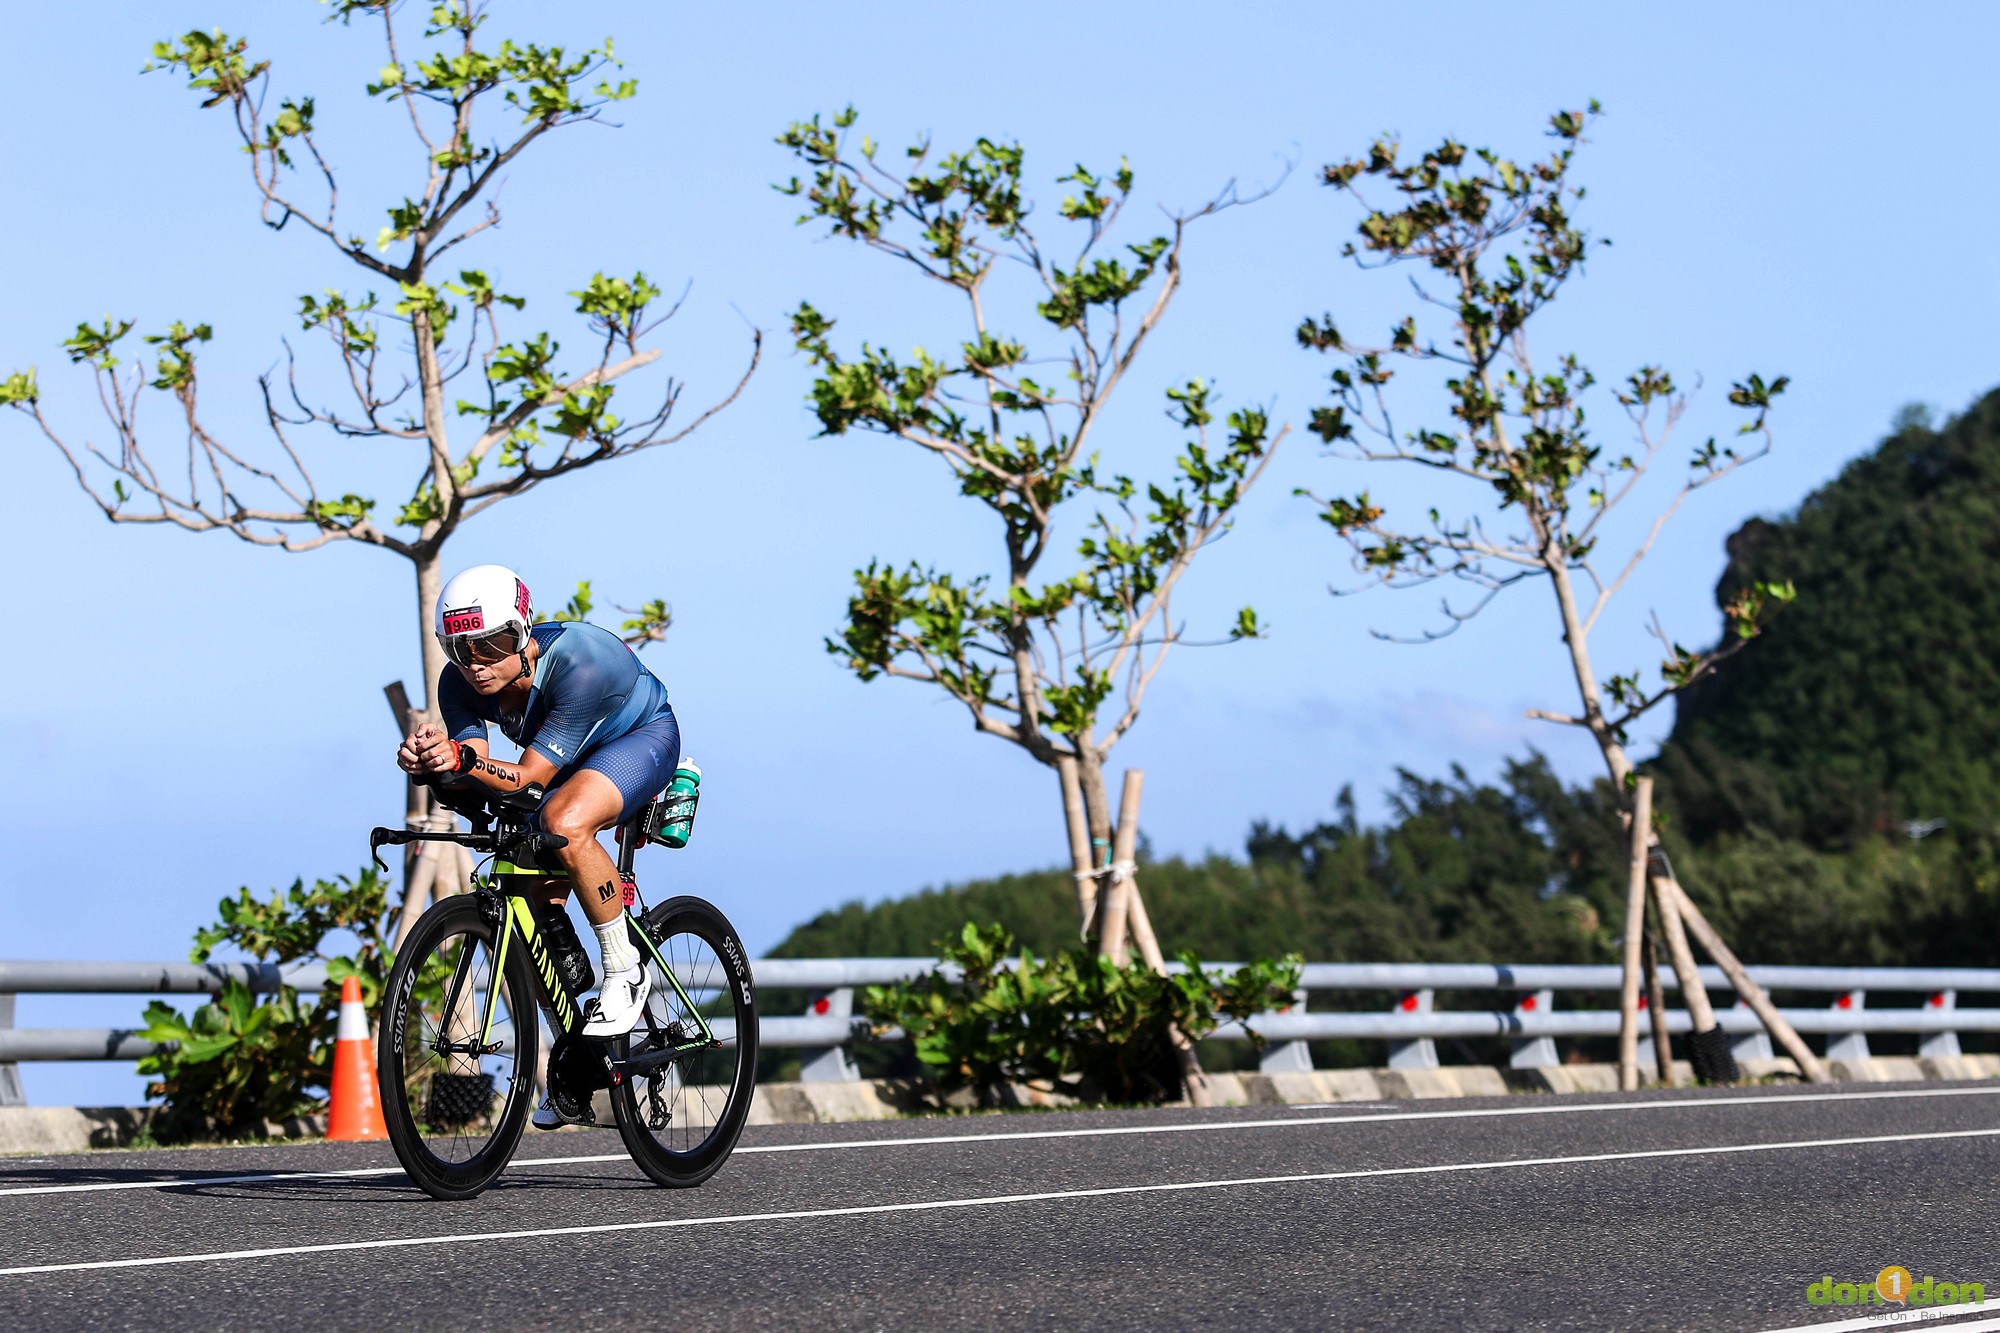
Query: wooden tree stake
[[1097, 771, 1145, 964], [385, 681, 430, 898], [1058, 757, 1099, 934], [1617, 778, 1654, 1091], [1653, 868, 1831, 1084], [1651, 864, 1718, 1039], [1642, 927, 1674, 1086], [1095, 771, 1214, 1107]]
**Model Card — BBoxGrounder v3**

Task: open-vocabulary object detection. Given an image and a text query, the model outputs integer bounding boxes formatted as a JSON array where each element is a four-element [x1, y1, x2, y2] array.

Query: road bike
[[368, 781, 757, 1201]]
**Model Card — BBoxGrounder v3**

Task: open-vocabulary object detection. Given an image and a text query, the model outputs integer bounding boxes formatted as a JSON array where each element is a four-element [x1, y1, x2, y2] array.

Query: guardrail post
[[1260, 988, 1313, 1072], [1826, 989, 1869, 1063], [1509, 989, 1559, 1069], [1920, 990, 1961, 1059], [1728, 999, 1774, 1062], [798, 987, 859, 1082], [1388, 989, 1439, 1070], [0, 995, 21, 1106]]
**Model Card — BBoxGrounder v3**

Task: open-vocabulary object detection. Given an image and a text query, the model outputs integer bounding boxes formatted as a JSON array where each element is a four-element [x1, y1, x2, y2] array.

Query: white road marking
[[2, 1083, 1997, 1199], [1757, 1309, 2000, 1332], [4, 1124, 2000, 1278]]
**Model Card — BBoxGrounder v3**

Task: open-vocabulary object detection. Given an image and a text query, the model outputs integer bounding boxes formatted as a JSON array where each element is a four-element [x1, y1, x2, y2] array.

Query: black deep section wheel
[[378, 895, 539, 1201], [610, 895, 759, 1188]]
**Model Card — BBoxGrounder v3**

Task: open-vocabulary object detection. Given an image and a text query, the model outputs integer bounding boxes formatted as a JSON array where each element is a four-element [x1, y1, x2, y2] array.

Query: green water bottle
[[653, 758, 701, 848]]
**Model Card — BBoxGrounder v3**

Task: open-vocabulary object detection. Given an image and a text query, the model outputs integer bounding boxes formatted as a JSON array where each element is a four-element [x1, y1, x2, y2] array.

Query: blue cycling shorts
[[558, 706, 681, 827]]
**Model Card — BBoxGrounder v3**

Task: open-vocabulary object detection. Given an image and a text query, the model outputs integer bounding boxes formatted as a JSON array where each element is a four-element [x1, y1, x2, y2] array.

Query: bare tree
[[779, 111, 1283, 1103], [781, 110, 1281, 944], [3, 3, 755, 713], [1298, 104, 1825, 1083]]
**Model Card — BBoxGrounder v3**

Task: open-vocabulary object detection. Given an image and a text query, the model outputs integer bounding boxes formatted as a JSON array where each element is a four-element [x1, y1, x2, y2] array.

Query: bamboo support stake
[[1097, 771, 1144, 965], [1642, 927, 1673, 1086], [1124, 878, 1215, 1108], [1057, 758, 1099, 934], [389, 801, 481, 946], [385, 681, 429, 900], [1618, 778, 1654, 1091], [439, 837, 473, 900], [1652, 865, 1718, 1035], [1105, 772, 1214, 1108], [1653, 869, 1832, 1084], [1124, 872, 1167, 972], [391, 839, 440, 949]]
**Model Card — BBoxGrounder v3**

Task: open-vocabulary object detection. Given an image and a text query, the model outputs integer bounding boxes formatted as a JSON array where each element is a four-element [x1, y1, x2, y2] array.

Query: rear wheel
[[612, 895, 758, 1188], [378, 894, 538, 1201]]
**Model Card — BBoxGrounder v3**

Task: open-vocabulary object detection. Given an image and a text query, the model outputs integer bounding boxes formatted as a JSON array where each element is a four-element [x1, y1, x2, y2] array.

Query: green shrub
[[861, 922, 1302, 1106], [138, 868, 391, 1140]]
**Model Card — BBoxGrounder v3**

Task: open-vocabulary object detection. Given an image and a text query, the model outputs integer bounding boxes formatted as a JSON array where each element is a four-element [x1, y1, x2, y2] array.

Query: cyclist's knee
[[541, 800, 609, 844]]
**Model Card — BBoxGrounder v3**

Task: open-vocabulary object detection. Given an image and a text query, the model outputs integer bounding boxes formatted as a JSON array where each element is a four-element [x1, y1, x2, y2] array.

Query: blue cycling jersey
[[439, 621, 671, 769]]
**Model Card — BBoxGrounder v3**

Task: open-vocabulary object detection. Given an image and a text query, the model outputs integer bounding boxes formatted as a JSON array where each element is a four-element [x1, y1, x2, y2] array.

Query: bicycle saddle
[[485, 782, 547, 814]]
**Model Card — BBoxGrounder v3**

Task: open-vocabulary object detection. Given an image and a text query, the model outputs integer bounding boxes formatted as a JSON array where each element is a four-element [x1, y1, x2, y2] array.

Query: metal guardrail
[[9, 957, 2000, 997], [0, 961, 330, 995], [2, 959, 1993, 1099]]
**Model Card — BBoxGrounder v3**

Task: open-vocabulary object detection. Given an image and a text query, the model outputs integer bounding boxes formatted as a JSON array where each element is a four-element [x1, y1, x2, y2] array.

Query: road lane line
[[3, 1083, 1998, 1198], [5, 1124, 2000, 1278], [726, 1084, 2000, 1155]]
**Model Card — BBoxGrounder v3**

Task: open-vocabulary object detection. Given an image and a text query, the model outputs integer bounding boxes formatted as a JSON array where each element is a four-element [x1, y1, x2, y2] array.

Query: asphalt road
[[3, 1081, 1999, 1331]]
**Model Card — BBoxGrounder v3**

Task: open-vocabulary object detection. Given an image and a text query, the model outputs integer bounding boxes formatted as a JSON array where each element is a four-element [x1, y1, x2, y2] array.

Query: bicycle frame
[[469, 862, 722, 1070], [373, 788, 724, 1075], [375, 780, 754, 1201]]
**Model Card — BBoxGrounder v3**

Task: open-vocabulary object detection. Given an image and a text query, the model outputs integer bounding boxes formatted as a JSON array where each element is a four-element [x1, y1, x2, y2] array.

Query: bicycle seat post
[[615, 819, 641, 880]]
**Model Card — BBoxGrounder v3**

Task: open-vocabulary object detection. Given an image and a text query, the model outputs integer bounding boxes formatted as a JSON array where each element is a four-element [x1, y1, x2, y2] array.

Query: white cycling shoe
[[581, 966, 652, 1039]]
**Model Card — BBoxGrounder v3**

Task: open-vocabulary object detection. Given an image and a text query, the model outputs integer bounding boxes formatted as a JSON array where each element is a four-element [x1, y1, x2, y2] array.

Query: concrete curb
[[0, 1107, 156, 1156], [9, 1054, 1998, 1153], [740, 1054, 2000, 1124], [0, 1107, 328, 1157]]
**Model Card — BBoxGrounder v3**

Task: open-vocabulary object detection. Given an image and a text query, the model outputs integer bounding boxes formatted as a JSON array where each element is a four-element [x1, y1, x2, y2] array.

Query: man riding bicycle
[[397, 564, 680, 1126]]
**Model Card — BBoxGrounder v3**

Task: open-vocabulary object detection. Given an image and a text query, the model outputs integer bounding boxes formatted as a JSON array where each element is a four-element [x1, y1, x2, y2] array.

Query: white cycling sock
[[595, 917, 638, 978]]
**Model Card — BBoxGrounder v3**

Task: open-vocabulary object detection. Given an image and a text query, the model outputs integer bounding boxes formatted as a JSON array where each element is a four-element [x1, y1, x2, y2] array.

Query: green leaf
[[0, 369, 38, 406]]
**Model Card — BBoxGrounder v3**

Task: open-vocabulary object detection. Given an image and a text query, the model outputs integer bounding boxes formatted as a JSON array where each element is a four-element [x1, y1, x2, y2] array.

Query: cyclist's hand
[[400, 723, 458, 775], [396, 729, 425, 775], [418, 727, 464, 775]]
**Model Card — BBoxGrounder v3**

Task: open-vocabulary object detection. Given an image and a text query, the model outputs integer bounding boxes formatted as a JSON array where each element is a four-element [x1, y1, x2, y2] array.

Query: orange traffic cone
[[326, 975, 387, 1141]]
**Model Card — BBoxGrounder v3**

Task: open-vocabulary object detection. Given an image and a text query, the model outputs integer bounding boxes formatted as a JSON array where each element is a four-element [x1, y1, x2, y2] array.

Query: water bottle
[[653, 759, 701, 849]]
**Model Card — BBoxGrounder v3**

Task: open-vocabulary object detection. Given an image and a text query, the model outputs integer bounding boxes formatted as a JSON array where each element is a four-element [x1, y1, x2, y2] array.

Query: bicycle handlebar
[[367, 824, 571, 871], [368, 779, 569, 871]]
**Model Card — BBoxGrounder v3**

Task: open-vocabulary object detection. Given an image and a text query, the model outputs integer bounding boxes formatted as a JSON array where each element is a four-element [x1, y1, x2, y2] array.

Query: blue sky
[[7, 2, 1998, 1104]]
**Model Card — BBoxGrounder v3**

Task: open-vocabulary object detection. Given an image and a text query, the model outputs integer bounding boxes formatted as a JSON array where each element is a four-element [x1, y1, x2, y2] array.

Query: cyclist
[[396, 564, 679, 1125]]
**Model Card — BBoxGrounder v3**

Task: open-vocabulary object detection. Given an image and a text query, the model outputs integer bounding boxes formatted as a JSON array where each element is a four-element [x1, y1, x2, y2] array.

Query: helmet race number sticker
[[442, 606, 486, 635]]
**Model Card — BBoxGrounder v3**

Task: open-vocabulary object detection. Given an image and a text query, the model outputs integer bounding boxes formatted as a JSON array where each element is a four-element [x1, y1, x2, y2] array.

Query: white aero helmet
[[435, 564, 534, 668]]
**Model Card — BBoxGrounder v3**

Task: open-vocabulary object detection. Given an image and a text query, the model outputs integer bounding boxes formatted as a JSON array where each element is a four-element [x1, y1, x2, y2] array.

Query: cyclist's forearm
[[448, 741, 554, 792]]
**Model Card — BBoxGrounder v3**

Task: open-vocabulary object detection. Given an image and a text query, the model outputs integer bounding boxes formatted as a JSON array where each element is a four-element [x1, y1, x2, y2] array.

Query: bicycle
[[367, 780, 758, 1201]]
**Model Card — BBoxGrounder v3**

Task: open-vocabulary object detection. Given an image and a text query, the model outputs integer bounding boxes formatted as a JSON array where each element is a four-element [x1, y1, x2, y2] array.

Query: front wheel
[[612, 896, 759, 1188], [378, 894, 539, 1201]]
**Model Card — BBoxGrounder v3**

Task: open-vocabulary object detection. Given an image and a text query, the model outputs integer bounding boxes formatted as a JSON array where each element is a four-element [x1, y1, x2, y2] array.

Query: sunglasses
[[441, 626, 528, 668]]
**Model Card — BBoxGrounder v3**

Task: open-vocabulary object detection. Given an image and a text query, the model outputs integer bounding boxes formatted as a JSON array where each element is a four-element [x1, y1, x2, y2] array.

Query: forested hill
[[772, 393, 2000, 968], [1658, 390, 2000, 849]]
